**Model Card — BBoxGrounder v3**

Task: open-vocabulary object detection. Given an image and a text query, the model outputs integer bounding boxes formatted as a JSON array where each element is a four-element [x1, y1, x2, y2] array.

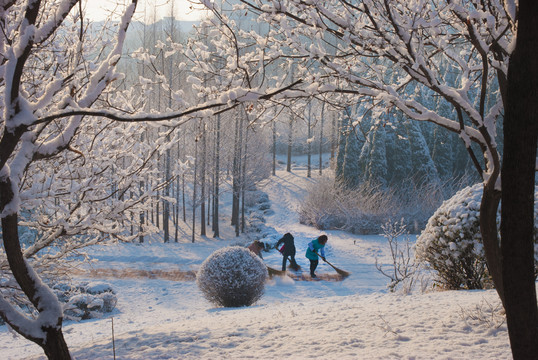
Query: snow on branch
[[201, 0, 510, 183]]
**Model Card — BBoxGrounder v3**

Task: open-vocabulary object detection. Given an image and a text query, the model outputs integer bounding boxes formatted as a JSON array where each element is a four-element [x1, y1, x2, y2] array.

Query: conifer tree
[[363, 125, 388, 187], [404, 120, 440, 186]]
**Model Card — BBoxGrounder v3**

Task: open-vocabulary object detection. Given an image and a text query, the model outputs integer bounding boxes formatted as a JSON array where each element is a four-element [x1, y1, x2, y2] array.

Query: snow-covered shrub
[[299, 176, 398, 234], [0, 278, 117, 324], [244, 188, 278, 242], [300, 173, 466, 235], [196, 246, 268, 307], [416, 183, 538, 290], [54, 281, 117, 321]]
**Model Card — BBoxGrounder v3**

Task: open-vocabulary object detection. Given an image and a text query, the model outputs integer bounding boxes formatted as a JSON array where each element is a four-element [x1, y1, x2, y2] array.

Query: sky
[[82, 0, 208, 22]]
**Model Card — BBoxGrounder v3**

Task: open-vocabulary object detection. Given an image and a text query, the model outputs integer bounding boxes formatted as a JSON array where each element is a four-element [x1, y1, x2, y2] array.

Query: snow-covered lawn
[[1, 168, 514, 359]]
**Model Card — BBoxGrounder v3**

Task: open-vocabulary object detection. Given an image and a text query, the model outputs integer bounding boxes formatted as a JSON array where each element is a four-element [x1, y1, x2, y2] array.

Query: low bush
[[196, 246, 268, 307], [299, 175, 446, 234], [298, 176, 394, 234], [54, 281, 117, 321], [416, 183, 538, 290], [0, 279, 117, 325]]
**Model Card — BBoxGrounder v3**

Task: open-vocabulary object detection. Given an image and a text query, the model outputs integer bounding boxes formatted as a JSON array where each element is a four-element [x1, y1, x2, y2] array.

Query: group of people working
[[249, 233, 328, 278]]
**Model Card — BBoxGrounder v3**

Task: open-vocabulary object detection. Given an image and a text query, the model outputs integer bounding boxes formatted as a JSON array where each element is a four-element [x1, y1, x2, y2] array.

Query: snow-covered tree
[[0, 2, 146, 357], [194, 0, 537, 355], [336, 107, 362, 188], [404, 120, 440, 186], [385, 117, 412, 186], [362, 124, 388, 187], [500, 1, 538, 355], [0, 1, 300, 357]]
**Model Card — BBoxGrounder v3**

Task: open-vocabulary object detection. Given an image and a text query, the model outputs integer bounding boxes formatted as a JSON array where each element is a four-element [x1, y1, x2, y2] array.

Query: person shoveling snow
[[305, 235, 328, 278], [248, 240, 286, 277], [276, 232, 300, 271]]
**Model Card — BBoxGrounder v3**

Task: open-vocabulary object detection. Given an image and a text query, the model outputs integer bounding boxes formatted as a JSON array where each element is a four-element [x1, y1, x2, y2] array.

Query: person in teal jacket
[[305, 235, 328, 278]]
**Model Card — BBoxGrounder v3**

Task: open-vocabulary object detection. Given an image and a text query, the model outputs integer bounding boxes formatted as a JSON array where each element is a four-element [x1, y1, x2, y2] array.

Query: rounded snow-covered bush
[[417, 183, 538, 290], [196, 246, 268, 307]]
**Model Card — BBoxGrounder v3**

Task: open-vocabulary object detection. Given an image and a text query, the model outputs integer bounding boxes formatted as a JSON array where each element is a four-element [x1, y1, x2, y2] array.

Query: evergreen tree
[[342, 127, 362, 188], [404, 120, 440, 186], [335, 114, 347, 180], [336, 107, 364, 188], [385, 117, 412, 185], [430, 126, 455, 181], [363, 124, 388, 186]]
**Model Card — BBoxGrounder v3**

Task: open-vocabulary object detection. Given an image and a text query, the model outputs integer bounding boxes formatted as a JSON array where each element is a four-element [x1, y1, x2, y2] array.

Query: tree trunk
[[330, 111, 337, 164], [307, 102, 312, 178], [1, 179, 71, 360], [200, 121, 206, 237], [479, 183, 504, 304], [139, 173, 145, 243], [319, 102, 325, 175], [156, 188, 160, 229], [182, 173, 186, 223], [175, 142, 180, 242], [163, 156, 170, 242], [213, 114, 221, 238], [42, 328, 71, 360], [287, 116, 293, 172], [231, 115, 240, 227], [272, 118, 277, 176], [241, 126, 248, 233], [192, 129, 198, 243], [235, 115, 244, 237], [501, 1, 538, 357], [175, 173, 179, 242]]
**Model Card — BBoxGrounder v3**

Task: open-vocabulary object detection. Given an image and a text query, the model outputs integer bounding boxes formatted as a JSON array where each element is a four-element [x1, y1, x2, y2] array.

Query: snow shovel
[[315, 251, 350, 278]]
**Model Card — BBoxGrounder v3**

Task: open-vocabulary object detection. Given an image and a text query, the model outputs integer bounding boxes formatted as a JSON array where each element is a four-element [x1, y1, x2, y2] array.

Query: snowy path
[[260, 169, 389, 296]]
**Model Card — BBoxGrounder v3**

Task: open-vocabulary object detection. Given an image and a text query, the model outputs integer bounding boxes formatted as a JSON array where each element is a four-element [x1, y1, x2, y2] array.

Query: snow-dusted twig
[[375, 219, 416, 292], [458, 298, 505, 329]]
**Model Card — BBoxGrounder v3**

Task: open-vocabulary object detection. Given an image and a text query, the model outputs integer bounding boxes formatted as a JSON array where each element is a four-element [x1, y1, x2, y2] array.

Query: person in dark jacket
[[275, 233, 299, 271]]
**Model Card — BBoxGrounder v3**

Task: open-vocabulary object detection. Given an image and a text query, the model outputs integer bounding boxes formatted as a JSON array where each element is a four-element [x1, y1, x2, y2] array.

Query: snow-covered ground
[[1, 158, 514, 359]]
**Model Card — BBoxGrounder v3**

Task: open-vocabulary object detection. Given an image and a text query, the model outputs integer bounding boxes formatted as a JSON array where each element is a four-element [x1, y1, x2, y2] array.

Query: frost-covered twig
[[458, 298, 505, 329], [375, 219, 416, 292]]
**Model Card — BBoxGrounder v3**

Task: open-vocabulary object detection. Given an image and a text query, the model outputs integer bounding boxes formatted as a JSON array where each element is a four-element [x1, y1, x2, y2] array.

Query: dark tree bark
[[231, 114, 241, 229], [241, 126, 248, 233], [213, 113, 221, 238], [1, 178, 71, 359], [330, 112, 337, 163], [287, 116, 293, 172], [163, 154, 170, 242], [175, 141, 180, 242], [319, 102, 325, 175], [272, 118, 277, 176], [480, 183, 503, 303], [200, 121, 206, 237], [42, 328, 71, 360], [192, 123, 198, 243], [234, 115, 244, 236], [307, 102, 312, 178], [501, 1, 538, 357]]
